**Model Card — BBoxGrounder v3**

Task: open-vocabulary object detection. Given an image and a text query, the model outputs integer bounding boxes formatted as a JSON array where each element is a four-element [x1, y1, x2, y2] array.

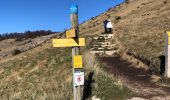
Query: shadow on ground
[[83, 71, 95, 100], [159, 55, 165, 75]]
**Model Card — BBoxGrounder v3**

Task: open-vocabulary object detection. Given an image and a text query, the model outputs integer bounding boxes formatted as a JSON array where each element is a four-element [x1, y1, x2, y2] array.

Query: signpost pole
[[52, 4, 84, 100], [70, 5, 82, 100], [165, 31, 170, 78]]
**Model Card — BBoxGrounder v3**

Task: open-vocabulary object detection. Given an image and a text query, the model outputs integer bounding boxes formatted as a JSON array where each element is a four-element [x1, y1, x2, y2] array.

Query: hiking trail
[[91, 32, 170, 100]]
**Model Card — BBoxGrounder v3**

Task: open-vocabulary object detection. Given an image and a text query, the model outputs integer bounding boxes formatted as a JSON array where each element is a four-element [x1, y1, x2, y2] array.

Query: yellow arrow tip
[[167, 31, 170, 37]]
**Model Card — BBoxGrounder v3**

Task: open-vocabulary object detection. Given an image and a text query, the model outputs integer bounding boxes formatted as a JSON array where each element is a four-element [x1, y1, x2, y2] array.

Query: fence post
[[165, 31, 170, 78]]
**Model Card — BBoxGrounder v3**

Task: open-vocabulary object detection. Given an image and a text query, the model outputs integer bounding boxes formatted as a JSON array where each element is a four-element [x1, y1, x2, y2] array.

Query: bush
[[115, 16, 121, 20], [12, 49, 22, 56], [164, 1, 167, 4]]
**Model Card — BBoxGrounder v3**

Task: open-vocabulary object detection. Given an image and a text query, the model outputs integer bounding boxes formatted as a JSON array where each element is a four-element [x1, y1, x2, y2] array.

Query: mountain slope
[[79, 0, 170, 72], [0, 0, 170, 99], [0, 38, 132, 99]]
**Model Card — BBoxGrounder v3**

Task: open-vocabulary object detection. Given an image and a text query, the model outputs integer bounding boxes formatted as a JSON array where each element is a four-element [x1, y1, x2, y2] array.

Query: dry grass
[[0, 48, 73, 99], [83, 51, 133, 100], [84, 52, 124, 88], [79, 0, 170, 74], [116, 16, 170, 72], [112, 0, 170, 73], [1, 0, 169, 99], [0, 44, 132, 100]]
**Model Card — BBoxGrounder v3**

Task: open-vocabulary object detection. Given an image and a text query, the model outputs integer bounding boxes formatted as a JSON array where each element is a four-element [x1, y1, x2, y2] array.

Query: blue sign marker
[[70, 5, 78, 14]]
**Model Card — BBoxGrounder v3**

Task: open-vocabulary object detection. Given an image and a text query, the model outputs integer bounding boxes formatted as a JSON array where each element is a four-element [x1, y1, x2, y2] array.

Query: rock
[[92, 95, 101, 100], [127, 97, 148, 100]]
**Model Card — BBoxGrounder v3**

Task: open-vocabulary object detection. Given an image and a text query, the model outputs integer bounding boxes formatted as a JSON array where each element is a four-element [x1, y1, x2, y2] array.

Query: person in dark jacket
[[103, 20, 108, 33], [103, 19, 113, 34]]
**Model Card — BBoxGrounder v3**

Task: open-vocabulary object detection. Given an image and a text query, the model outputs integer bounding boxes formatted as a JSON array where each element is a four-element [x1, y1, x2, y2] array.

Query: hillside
[[0, 34, 56, 60], [0, 0, 170, 99], [0, 36, 132, 99], [79, 0, 170, 72]]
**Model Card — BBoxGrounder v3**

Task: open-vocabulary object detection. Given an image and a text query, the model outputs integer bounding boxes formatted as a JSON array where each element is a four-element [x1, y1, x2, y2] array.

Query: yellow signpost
[[53, 5, 84, 99], [167, 31, 170, 36], [53, 38, 85, 47], [165, 31, 170, 78], [74, 55, 83, 68], [66, 29, 76, 38], [168, 32, 170, 45]]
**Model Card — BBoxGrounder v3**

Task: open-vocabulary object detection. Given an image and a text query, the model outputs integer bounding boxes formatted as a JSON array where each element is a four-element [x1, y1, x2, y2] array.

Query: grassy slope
[[79, 0, 170, 72], [83, 50, 133, 100], [115, 0, 170, 71], [0, 37, 133, 99], [1, 0, 169, 99], [0, 48, 73, 99]]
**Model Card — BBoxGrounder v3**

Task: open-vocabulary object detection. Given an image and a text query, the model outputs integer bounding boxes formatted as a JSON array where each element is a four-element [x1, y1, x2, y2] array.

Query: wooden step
[[93, 41, 112, 45], [92, 47, 115, 50], [91, 50, 119, 56], [93, 43, 118, 47], [93, 34, 114, 40]]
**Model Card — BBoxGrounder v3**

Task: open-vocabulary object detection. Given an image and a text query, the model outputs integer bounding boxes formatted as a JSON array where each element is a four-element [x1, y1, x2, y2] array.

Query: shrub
[[115, 16, 121, 20], [164, 1, 167, 4], [12, 49, 22, 56]]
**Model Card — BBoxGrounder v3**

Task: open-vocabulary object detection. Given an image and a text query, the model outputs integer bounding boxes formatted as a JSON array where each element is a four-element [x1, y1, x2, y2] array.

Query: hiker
[[103, 20, 108, 33], [106, 19, 113, 33], [103, 19, 113, 34]]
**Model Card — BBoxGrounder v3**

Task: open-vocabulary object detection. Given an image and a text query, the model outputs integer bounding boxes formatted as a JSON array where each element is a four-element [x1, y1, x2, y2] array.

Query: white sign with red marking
[[74, 71, 84, 86]]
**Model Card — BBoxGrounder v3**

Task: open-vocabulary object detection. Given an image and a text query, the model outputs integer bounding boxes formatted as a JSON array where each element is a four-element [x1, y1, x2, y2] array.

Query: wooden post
[[70, 5, 82, 100], [52, 4, 84, 100], [165, 31, 170, 78]]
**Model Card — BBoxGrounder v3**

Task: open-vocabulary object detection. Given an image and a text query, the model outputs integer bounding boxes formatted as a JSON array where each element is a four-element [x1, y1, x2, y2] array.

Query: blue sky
[[0, 0, 125, 34]]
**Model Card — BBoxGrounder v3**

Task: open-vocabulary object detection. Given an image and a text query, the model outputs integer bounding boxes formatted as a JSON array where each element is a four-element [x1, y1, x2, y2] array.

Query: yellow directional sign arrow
[[53, 38, 85, 47], [66, 29, 76, 38]]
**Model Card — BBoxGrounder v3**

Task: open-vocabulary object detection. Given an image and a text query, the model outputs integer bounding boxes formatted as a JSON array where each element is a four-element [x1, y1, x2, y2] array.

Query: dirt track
[[99, 56, 170, 99]]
